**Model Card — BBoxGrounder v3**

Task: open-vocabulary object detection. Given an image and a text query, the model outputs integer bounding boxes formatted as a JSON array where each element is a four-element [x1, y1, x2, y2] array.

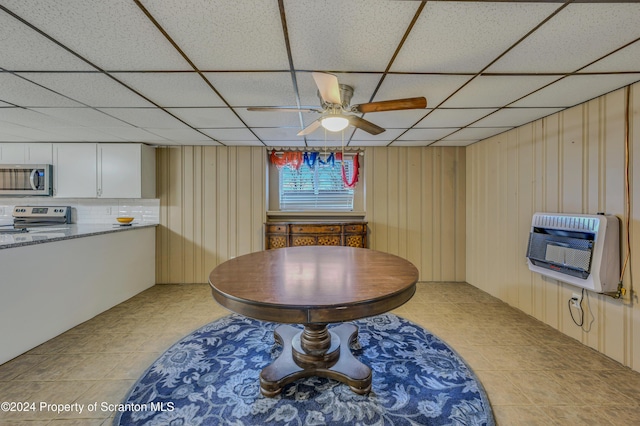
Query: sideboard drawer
[[344, 224, 364, 233], [290, 224, 340, 234], [266, 224, 287, 233]]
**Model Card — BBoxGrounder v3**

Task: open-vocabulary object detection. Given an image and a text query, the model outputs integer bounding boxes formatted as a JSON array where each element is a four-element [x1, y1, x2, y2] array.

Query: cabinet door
[[26, 143, 53, 164], [0, 143, 26, 164], [54, 143, 97, 198], [98, 144, 142, 198]]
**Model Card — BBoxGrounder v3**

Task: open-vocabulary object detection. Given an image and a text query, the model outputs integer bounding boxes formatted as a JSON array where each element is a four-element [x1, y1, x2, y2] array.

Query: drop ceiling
[[1, 0, 639, 147]]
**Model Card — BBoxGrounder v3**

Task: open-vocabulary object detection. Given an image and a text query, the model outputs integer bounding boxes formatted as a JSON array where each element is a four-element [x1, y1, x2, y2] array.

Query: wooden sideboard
[[265, 221, 368, 249]]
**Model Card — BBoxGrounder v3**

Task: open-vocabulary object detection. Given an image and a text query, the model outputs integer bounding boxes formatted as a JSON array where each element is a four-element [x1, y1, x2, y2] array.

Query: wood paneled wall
[[155, 145, 466, 284], [156, 146, 266, 284], [365, 147, 466, 282], [466, 82, 640, 372]]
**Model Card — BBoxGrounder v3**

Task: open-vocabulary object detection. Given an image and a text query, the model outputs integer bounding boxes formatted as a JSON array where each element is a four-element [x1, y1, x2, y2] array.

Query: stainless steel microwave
[[0, 165, 52, 196]]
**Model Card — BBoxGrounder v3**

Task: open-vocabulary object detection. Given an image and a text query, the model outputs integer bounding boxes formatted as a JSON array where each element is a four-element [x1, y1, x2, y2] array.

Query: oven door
[[0, 165, 52, 196]]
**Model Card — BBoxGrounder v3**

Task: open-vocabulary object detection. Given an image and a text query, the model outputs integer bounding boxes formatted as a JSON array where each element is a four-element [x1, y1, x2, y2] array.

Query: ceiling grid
[[0, 0, 639, 147]]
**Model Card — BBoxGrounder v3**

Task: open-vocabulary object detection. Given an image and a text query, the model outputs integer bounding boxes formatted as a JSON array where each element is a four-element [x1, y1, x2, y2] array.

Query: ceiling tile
[[306, 139, 353, 148], [582, 40, 640, 73], [220, 140, 264, 146], [443, 127, 512, 142], [1, 108, 75, 128], [473, 108, 563, 128], [0, 131, 33, 142], [96, 108, 191, 129], [430, 140, 479, 147], [199, 128, 260, 143], [45, 127, 125, 142], [348, 140, 390, 147], [18, 73, 153, 107], [0, 122, 42, 141], [375, 74, 473, 108], [392, 2, 560, 73], [251, 128, 304, 142], [306, 130, 359, 143], [113, 73, 224, 107], [0, 126, 70, 142], [284, 0, 419, 71], [360, 109, 429, 129], [398, 128, 456, 141], [265, 140, 307, 149], [32, 108, 129, 127], [0, 73, 83, 107], [391, 140, 439, 147], [204, 72, 297, 107], [441, 75, 560, 108], [0, 12, 94, 71], [143, 127, 217, 144], [1, 0, 190, 70], [417, 108, 498, 128], [94, 127, 167, 142], [139, 0, 289, 70], [487, 3, 640, 73], [512, 74, 640, 108], [178, 141, 223, 146], [351, 128, 404, 142], [166, 108, 245, 128], [237, 109, 306, 128]]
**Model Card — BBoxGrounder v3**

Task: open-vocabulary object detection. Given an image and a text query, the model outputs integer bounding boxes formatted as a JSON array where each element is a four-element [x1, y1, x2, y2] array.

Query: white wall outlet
[[0, 207, 5, 216], [106, 206, 112, 215], [570, 293, 581, 309]]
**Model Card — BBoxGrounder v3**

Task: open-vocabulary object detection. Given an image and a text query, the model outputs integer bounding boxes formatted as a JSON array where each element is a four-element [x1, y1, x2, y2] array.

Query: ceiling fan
[[247, 72, 427, 136]]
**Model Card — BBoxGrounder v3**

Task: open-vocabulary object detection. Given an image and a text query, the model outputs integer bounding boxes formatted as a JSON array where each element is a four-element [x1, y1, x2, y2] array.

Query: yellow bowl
[[116, 217, 134, 224]]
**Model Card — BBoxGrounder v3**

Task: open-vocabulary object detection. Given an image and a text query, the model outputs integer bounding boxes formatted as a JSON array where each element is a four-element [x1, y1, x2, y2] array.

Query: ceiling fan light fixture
[[321, 116, 349, 132]]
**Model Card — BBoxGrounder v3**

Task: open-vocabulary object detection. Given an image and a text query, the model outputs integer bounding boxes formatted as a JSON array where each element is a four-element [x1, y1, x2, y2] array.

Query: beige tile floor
[[1, 282, 639, 425]]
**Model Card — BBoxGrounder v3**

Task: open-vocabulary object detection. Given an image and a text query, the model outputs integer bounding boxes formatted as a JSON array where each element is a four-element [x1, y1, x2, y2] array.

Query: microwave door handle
[[29, 169, 38, 190]]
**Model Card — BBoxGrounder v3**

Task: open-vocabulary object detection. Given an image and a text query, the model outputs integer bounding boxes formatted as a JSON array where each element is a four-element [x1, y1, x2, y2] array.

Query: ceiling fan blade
[[348, 116, 385, 135], [312, 72, 341, 105], [352, 97, 427, 114], [247, 107, 320, 113], [297, 119, 322, 136]]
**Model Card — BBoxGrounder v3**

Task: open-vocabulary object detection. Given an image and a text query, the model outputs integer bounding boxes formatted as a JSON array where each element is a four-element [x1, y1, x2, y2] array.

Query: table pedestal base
[[259, 323, 372, 398]]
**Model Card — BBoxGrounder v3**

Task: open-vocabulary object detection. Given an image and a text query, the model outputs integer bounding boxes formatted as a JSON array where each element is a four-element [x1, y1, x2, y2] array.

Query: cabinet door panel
[[0, 143, 26, 164], [54, 143, 97, 198], [99, 144, 142, 198], [26, 143, 53, 164]]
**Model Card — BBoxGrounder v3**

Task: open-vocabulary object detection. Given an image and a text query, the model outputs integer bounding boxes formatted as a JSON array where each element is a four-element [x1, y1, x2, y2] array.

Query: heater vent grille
[[527, 232, 593, 279], [532, 214, 597, 232]]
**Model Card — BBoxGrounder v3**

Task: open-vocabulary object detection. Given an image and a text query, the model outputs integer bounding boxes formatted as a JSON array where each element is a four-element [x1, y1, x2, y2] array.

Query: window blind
[[279, 160, 354, 211]]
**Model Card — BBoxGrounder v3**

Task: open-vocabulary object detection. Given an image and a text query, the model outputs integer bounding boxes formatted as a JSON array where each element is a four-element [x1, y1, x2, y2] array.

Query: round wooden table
[[208, 246, 419, 397]]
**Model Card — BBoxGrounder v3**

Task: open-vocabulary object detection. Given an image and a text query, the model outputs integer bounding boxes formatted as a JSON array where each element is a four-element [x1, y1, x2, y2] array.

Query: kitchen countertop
[[0, 223, 158, 249]]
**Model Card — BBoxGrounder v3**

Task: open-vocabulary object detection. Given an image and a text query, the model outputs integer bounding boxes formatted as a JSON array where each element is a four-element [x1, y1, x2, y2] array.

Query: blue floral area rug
[[115, 314, 494, 426]]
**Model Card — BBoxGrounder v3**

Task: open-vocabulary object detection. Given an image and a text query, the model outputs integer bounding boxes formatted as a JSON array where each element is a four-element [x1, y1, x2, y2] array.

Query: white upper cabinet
[[26, 143, 53, 164], [53, 143, 155, 198], [0, 143, 52, 164], [53, 143, 98, 198], [98, 144, 156, 199]]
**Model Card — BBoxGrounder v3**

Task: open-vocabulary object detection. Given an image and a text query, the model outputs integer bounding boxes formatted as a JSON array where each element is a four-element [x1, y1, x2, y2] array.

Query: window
[[279, 159, 354, 211]]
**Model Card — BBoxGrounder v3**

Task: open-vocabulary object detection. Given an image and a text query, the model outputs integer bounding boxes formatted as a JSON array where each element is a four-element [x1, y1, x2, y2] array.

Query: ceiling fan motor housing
[[318, 84, 354, 110]]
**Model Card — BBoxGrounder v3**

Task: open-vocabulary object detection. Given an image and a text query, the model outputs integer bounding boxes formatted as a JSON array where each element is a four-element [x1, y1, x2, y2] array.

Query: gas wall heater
[[526, 213, 620, 293]]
